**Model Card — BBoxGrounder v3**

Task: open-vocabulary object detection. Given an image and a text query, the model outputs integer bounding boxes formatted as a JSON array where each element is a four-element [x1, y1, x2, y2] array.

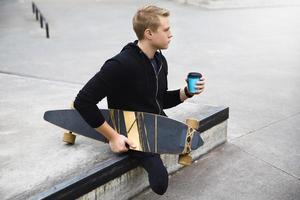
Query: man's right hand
[[95, 121, 136, 153], [109, 134, 136, 153]]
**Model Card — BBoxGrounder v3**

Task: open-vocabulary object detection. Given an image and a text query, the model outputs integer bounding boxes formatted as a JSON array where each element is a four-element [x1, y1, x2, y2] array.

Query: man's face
[[150, 16, 173, 49]]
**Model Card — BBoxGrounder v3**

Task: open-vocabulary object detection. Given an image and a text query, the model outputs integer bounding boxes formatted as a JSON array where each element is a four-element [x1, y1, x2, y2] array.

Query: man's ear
[[144, 28, 153, 40]]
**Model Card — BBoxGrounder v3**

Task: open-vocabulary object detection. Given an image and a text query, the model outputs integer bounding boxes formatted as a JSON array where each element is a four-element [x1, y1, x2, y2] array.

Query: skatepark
[[0, 0, 300, 199]]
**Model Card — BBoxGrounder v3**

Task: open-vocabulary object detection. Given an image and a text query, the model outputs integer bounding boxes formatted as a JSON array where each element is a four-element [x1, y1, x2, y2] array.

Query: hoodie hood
[[121, 40, 163, 68], [121, 40, 140, 52]]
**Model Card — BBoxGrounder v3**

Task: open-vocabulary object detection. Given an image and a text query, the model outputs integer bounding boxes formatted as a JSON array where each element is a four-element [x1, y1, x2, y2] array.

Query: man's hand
[[181, 77, 205, 101], [95, 121, 136, 153], [193, 77, 205, 95], [109, 134, 136, 153]]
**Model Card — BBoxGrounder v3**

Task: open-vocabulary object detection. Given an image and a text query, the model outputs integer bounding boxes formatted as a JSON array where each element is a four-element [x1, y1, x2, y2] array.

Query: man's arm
[[162, 89, 182, 109], [179, 77, 206, 101], [95, 122, 136, 153], [163, 77, 206, 109], [74, 59, 135, 153]]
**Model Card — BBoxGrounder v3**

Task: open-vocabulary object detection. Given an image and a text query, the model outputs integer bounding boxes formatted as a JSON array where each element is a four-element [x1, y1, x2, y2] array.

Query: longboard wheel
[[178, 153, 192, 166], [63, 132, 76, 144], [186, 118, 199, 129]]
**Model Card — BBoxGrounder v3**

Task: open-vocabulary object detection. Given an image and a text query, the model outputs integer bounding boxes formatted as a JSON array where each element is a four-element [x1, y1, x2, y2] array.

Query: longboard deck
[[44, 109, 204, 154]]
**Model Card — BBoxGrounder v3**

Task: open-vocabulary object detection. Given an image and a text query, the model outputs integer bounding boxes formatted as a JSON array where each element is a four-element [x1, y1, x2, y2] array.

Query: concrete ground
[[0, 0, 299, 199]]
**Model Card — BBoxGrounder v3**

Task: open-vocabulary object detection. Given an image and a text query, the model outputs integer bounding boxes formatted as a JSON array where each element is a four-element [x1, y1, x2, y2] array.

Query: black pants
[[128, 150, 168, 195]]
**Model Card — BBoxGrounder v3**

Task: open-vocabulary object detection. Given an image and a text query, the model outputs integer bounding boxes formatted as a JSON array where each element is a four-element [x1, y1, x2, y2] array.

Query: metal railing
[[32, 2, 50, 38]]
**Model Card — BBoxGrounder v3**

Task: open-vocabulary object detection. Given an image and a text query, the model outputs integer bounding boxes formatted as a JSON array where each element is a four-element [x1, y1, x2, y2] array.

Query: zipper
[[140, 48, 163, 115], [152, 61, 163, 115]]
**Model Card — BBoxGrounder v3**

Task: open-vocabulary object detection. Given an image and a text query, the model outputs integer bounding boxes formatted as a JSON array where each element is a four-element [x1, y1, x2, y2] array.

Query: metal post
[[40, 14, 43, 28], [35, 8, 39, 20], [32, 2, 35, 13], [32, 2, 50, 39], [45, 23, 50, 38]]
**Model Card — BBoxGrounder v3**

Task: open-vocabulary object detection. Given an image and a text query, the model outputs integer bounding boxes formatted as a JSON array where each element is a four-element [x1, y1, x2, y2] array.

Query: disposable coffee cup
[[187, 72, 202, 94]]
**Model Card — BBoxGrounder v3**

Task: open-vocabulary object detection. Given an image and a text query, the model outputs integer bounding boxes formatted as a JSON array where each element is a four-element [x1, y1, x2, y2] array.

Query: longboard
[[44, 109, 204, 155]]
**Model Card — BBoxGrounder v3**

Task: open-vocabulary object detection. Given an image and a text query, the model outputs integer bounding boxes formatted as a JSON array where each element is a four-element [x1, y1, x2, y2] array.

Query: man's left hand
[[193, 77, 205, 95]]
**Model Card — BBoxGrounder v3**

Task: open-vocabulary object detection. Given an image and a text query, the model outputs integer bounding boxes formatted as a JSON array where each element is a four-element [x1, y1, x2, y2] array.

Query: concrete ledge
[[35, 103, 229, 200], [162, 120, 227, 174], [32, 155, 139, 200]]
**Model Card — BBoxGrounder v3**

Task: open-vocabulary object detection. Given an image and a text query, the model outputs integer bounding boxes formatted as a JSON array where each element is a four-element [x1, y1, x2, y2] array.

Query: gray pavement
[[173, 0, 300, 9], [0, 0, 300, 199], [134, 144, 300, 200]]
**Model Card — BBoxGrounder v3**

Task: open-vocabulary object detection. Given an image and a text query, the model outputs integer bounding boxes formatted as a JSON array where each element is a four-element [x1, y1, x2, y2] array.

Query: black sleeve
[[163, 89, 182, 109], [74, 59, 121, 128]]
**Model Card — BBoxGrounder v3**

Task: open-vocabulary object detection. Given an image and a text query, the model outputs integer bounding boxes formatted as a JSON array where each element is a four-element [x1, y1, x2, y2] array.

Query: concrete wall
[[77, 120, 227, 200], [78, 168, 148, 200]]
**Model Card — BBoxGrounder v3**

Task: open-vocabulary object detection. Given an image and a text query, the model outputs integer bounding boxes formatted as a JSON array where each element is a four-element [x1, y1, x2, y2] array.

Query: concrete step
[[33, 102, 229, 200]]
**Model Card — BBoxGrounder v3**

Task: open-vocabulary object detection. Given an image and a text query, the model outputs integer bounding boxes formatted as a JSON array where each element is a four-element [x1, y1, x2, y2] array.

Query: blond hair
[[132, 5, 170, 40]]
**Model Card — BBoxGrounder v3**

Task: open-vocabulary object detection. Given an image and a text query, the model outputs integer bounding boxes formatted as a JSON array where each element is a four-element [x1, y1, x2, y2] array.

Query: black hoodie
[[74, 41, 183, 128]]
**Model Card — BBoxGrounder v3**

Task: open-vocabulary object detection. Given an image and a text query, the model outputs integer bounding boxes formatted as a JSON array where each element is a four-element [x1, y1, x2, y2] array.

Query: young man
[[74, 5, 205, 195]]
